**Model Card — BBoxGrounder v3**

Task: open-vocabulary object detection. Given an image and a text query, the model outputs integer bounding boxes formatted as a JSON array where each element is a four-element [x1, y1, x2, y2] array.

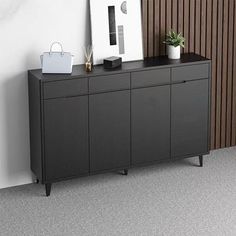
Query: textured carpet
[[1, 147, 236, 236]]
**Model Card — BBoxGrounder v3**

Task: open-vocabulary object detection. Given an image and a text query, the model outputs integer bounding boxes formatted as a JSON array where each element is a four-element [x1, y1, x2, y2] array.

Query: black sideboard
[[28, 53, 211, 196]]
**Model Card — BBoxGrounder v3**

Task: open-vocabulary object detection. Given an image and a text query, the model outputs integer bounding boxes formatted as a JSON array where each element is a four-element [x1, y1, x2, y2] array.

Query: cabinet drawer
[[172, 64, 209, 82], [89, 73, 130, 93], [43, 78, 88, 99], [131, 68, 170, 88]]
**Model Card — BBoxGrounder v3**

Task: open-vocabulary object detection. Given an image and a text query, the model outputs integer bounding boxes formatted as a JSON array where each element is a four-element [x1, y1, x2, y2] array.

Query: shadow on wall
[[0, 0, 28, 21], [2, 71, 33, 186], [82, 0, 91, 50], [0, 0, 92, 188]]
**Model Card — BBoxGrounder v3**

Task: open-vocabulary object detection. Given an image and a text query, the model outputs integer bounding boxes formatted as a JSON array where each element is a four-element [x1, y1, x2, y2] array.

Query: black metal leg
[[199, 155, 203, 167], [123, 169, 128, 175], [45, 183, 52, 197], [36, 179, 39, 184]]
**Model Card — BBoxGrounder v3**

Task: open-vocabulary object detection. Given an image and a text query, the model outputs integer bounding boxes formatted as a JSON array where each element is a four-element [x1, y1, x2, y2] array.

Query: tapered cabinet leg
[[123, 169, 128, 175], [45, 183, 52, 197], [199, 155, 203, 167]]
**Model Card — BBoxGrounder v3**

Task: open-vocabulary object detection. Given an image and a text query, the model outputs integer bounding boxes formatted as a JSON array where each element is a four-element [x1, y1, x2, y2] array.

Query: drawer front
[[172, 64, 209, 83], [89, 73, 130, 93], [131, 68, 170, 88], [43, 78, 88, 99]]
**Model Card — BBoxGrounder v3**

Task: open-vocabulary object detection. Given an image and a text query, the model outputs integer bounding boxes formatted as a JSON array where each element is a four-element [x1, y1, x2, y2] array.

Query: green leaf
[[163, 29, 185, 48]]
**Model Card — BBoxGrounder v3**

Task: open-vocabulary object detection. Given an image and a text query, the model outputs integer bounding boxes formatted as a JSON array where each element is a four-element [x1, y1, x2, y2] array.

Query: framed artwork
[[90, 0, 143, 65]]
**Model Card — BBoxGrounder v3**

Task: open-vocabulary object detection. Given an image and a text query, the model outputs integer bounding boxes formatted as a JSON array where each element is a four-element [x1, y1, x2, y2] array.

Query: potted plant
[[164, 30, 185, 59]]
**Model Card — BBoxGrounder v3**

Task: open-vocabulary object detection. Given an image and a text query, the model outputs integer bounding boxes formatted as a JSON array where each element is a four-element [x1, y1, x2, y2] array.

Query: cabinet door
[[171, 79, 209, 158], [44, 96, 89, 181], [90, 91, 130, 172], [132, 86, 171, 165]]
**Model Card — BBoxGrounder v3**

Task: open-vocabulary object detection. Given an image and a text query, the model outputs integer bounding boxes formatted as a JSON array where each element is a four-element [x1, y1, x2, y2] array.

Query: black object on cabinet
[[28, 53, 211, 196]]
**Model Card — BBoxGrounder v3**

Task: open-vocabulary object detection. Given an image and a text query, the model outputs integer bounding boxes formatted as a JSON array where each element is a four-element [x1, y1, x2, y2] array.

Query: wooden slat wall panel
[[142, 0, 236, 149]]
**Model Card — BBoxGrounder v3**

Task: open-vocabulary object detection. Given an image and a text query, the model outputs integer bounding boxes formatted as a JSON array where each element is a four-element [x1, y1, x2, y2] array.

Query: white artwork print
[[90, 0, 143, 65]]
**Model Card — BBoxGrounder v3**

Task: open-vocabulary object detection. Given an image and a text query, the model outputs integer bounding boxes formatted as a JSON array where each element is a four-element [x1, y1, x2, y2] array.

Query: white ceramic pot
[[167, 45, 180, 59]]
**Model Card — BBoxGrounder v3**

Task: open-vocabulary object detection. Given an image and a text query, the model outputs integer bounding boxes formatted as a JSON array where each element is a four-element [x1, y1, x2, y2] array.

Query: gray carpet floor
[[1, 147, 236, 236]]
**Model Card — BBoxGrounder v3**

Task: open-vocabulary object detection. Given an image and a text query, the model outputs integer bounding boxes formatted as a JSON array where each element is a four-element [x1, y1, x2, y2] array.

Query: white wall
[[0, 0, 91, 189]]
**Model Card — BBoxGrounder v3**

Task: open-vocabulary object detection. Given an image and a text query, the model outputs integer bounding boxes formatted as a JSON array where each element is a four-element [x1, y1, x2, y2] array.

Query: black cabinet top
[[29, 53, 210, 82]]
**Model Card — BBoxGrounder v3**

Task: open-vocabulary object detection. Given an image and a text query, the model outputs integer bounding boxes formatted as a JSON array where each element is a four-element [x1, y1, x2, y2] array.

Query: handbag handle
[[49, 42, 64, 56]]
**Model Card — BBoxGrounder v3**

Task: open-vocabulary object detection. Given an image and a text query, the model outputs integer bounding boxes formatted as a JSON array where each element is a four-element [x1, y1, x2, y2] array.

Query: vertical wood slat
[[142, 0, 148, 58], [202, 0, 212, 146], [183, 0, 190, 53], [178, 0, 184, 33], [195, 0, 201, 54], [200, 0, 207, 57], [154, 0, 160, 56], [221, 0, 229, 147], [172, 0, 178, 32], [206, 0, 212, 59], [166, 0, 172, 34], [211, 0, 217, 149], [232, 0, 236, 145], [189, 0, 195, 52], [226, 0, 234, 146], [160, 0, 166, 55], [166, 0, 172, 54], [148, 0, 154, 57], [215, 0, 223, 149], [142, 0, 236, 149], [178, 0, 184, 54]]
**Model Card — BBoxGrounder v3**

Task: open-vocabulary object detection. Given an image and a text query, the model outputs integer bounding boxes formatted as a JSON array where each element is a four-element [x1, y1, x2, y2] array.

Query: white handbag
[[40, 42, 74, 74]]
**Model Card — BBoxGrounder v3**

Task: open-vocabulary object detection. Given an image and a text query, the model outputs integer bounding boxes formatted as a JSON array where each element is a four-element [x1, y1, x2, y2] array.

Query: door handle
[[172, 80, 187, 84]]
